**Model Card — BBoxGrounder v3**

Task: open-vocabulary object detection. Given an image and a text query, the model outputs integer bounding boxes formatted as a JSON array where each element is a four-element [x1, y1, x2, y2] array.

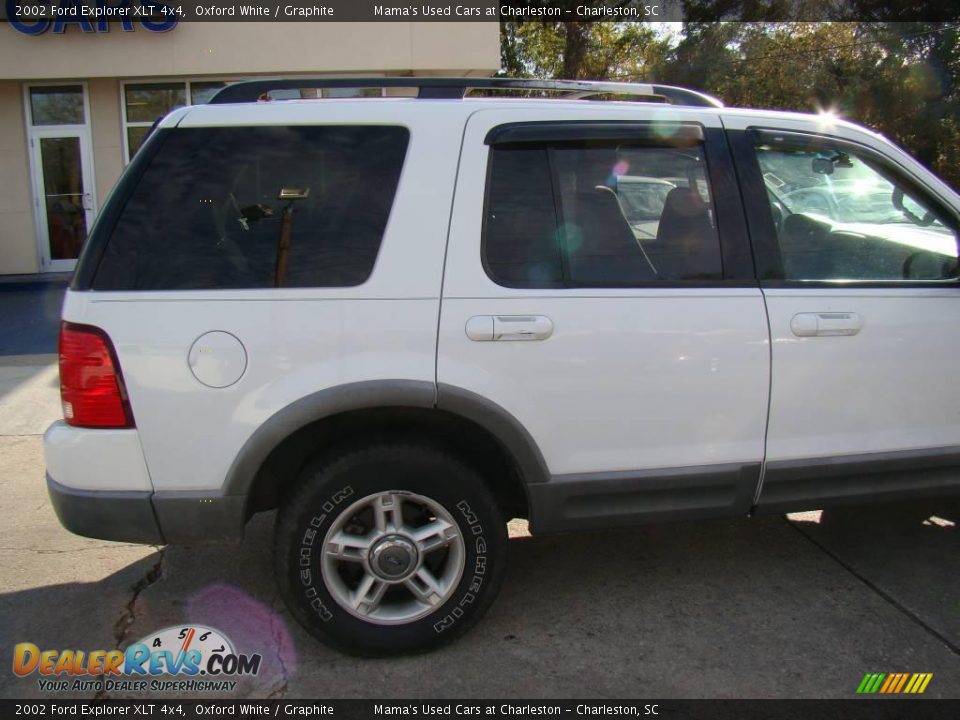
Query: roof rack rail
[[208, 77, 723, 108]]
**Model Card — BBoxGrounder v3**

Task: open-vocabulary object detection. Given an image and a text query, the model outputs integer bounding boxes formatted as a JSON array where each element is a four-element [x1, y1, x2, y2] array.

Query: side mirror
[[891, 187, 905, 212], [892, 187, 937, 227]]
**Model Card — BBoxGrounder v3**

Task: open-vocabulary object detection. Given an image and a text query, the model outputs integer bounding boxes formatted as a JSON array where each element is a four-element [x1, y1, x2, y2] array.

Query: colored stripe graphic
[[857, 673, 886, 694], [879, 674, 896, 693], [907, 673, 933, 694], [857, 672, 932, 694]]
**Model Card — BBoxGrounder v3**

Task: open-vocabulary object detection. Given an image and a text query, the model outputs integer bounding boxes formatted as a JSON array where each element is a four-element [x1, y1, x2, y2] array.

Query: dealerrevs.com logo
[[13, 625, 261, 693]]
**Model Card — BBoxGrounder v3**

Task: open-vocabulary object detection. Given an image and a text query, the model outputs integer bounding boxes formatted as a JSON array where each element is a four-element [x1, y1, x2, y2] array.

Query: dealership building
[[0, 20, 499, 275]]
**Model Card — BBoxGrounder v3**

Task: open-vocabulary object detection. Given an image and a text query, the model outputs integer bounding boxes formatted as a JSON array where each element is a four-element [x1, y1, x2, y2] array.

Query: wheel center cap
[[369, 535, 418, 580]]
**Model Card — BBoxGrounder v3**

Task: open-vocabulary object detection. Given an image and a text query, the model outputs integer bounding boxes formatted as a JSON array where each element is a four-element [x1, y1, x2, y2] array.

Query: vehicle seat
[[779, 212, 833, 280], [653, 187, 721, 280], [566, 189, 656, 284]]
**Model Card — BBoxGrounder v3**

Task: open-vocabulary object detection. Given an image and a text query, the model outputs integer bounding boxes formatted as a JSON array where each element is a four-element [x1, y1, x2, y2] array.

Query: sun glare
[[815, 104, 841, 129]]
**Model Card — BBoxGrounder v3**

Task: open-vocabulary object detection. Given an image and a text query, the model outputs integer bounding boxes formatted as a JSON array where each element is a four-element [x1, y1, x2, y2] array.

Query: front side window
[[93, 125, 409, 290], [485, 140, 722, 287], [754, 135, 959, 281]]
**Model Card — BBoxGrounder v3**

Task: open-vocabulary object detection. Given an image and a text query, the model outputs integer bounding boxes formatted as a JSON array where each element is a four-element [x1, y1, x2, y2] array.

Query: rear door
[[438, 106, 771, 532], [727, 120, 960, 509]]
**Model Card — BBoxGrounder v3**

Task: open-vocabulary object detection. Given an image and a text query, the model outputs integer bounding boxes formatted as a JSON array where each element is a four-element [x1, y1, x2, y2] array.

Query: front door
[[728, 125, 960, 509], [438, 107, 771, 533], [26, 84, 97, 273]]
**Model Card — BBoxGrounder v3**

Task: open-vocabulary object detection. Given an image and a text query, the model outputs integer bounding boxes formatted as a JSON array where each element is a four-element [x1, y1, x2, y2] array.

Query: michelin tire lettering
[[298, 485, 354, 623], [433, 500, 487, 634]]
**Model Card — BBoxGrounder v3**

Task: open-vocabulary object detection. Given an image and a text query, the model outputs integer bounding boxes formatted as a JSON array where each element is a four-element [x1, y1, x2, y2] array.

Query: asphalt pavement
[[0, 281, 956, 700], [0, 274, 68, 357]]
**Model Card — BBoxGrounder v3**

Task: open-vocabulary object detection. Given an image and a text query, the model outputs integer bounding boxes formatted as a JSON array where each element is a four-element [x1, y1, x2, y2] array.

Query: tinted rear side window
[[484, 140, 722, 287], [485, 147, 564, 287], [93, 125, 409, 290]]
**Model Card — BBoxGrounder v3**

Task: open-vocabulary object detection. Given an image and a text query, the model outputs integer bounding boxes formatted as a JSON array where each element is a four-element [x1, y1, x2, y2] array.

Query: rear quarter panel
[[63, 102, 468, 492]]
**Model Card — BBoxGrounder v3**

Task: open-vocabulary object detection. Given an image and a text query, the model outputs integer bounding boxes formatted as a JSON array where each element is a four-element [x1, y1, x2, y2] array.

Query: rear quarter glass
[[88, 125, 410, 291]]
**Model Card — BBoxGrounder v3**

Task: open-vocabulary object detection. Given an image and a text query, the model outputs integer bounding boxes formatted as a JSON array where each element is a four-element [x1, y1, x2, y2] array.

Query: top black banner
[[2, 0, 959, 24]]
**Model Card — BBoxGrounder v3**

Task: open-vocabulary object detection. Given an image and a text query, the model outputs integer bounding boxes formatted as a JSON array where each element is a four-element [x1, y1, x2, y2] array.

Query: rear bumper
[[47, 474, 165, 544], [44, 421, 247, 545], [46, 473, 248, 545]]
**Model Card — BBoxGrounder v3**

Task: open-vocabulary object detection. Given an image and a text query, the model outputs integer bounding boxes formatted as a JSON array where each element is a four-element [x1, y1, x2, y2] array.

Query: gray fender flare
[[435, 382, 549, 486], [221, 379, 550, 498], [153, 380, 550, 543], [222, 379, 434, 496]]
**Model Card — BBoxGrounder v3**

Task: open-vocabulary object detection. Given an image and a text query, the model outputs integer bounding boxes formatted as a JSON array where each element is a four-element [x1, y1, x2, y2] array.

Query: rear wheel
[[274, 442, 507, 656]]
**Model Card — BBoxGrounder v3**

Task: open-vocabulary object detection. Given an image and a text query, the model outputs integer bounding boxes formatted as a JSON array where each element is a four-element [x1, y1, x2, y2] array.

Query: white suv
[[44, 78, 960, 655]]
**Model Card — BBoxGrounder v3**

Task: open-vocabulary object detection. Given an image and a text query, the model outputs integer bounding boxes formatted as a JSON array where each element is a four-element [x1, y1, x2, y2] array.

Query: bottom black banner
[[2, 699, 958, 720]]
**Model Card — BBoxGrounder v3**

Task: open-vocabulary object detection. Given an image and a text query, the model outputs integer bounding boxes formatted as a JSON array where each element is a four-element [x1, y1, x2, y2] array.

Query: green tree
[[498, 6, 959, 189], [652, 21, 959, 188], [500, 16, 668, 80]]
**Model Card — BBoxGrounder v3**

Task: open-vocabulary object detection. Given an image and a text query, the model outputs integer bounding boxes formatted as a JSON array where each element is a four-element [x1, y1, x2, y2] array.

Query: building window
[[189, 82, 228, 105], [120, 81, 383, 162], [122, 80, 227, 161], [265, 87, 384, 100], [30, 85, 85, 126]]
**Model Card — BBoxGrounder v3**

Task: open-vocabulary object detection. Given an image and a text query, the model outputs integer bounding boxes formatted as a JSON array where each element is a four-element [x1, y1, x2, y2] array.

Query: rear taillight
[[58, 322, 134, 429]]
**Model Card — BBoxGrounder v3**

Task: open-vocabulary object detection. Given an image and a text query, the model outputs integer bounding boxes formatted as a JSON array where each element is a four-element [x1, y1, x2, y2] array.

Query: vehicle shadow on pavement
[[787, 497, 959, 649], [0, 548, 163, 699], [0, 281, 67, 357], [2, 499, 957, 700]]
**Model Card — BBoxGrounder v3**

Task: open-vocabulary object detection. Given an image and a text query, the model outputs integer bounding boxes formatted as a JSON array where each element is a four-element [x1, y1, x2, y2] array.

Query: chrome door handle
[[790, 312, 863, 337], [465, 315, 554, 342]]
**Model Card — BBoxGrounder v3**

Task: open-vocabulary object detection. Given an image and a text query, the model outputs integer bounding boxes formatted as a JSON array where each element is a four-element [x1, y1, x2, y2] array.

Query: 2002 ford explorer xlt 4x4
[[44, 78, 960, 655]]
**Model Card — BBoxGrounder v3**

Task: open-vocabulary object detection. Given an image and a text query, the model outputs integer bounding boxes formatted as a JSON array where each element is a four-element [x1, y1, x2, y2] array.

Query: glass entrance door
[[26, 85, 97, 272]]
